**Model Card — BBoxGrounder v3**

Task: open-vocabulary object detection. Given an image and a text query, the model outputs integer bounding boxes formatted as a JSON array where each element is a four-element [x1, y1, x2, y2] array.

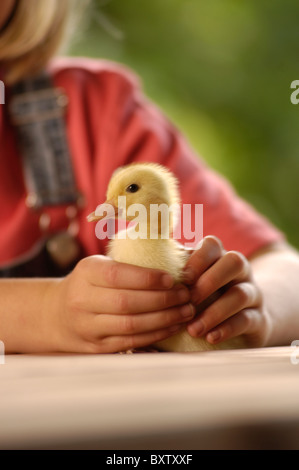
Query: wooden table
[[0, 346, 299, 450]]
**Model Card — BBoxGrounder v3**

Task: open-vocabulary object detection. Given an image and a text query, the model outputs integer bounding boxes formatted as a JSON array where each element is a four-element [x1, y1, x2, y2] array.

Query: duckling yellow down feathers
[[88, 163, 244, 352]]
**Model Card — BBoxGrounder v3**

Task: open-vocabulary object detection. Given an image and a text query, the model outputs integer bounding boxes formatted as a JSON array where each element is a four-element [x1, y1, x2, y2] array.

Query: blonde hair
[[0, 0, 90, 84]]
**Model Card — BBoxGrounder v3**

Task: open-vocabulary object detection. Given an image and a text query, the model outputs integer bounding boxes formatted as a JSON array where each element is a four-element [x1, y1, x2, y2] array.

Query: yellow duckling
[[88, 163, 244, 352]]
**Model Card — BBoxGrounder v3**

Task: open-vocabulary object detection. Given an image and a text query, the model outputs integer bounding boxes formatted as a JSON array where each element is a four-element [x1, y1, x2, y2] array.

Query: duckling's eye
[[126, 184, 140, 193]]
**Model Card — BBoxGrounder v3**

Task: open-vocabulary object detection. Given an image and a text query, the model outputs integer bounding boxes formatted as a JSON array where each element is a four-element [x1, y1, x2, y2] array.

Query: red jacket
[[0, 57, 284, 268]]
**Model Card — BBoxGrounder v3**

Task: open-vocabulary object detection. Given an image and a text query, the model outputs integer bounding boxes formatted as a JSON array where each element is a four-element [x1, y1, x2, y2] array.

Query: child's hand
[[183, 236, 271, 347], [46, 255, 194, 353]]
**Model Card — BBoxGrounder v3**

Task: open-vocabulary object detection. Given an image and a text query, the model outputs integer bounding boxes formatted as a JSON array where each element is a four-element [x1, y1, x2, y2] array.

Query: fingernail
[[178, 288, 190, 303], [169, 324, 182, 334], [162, 274, 174, 288], [183, 268, 195, 284], [180, 303, 195, 318], [207, 330, 221, 343], [189, 320, 205, 337], [195, 238, 204, 250]]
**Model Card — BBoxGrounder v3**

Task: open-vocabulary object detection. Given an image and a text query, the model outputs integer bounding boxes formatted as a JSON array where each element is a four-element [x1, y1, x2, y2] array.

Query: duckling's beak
[[87, 200, 119, 222]]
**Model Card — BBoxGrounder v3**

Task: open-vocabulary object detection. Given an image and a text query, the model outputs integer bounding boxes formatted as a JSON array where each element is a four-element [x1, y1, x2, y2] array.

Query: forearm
[[0, 278, 58, 353], [250, 244, 299, 347]]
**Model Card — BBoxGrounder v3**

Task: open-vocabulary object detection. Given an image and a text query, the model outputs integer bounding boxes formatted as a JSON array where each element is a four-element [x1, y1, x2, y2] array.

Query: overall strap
[[9, 71, 81, 209], [2, 71, 84, 277]]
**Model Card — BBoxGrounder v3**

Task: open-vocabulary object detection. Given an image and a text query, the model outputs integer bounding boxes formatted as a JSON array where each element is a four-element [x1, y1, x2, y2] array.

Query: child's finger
[[182, 236, 224, 284], [92, 303, 195, 337], [72, 284, 190, 315], [190, 250, 251, 304], [87, 324, 184, 354], [205, 308, 262, 345], [76, 255, 174, 290], [187, 282, 261, 337]]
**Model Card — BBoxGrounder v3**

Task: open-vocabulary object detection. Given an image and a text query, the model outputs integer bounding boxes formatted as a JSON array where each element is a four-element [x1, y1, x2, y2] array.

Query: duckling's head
[[88, 163, 180, 234], [106, 163, 179, 211]]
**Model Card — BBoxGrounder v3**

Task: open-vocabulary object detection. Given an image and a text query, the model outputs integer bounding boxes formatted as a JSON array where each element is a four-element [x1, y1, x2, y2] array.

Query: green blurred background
[[70, 0, 299, 248]]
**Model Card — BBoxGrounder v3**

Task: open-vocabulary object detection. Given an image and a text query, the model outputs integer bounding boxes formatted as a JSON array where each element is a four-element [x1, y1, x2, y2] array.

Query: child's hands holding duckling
[[183, 236, 271, 348], [49, 255, 194, 353]]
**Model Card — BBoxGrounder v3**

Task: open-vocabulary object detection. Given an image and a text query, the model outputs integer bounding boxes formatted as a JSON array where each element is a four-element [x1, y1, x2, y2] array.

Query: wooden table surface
[[0, 346, 299, 450]]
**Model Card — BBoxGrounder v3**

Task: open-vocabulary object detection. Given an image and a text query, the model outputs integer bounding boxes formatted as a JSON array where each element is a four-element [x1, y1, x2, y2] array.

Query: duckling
[[87, 163, 244, 352]]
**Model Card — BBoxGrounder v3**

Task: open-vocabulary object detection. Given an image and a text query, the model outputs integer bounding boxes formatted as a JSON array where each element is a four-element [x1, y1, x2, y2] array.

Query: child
[[0, 0, 299, 354]]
